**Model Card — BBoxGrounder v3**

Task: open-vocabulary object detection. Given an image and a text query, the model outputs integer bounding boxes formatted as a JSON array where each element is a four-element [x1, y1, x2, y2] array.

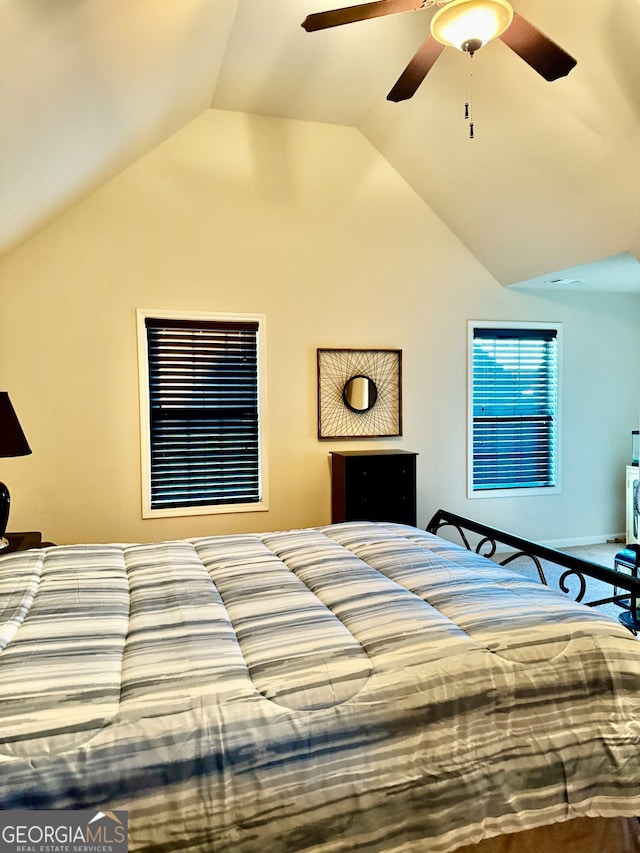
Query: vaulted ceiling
[[2, 0, 639, 291]]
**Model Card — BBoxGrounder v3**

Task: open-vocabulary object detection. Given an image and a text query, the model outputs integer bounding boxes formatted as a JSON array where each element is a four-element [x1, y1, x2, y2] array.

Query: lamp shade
[[0, 392, 32, 458], [431, 0, 514, 51]]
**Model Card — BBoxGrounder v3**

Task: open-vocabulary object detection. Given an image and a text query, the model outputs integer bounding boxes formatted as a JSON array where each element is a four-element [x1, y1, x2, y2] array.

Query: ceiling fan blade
[[499, 11, 576, 82], [302, 0, 425, 32], [387, 34, 445, 102]]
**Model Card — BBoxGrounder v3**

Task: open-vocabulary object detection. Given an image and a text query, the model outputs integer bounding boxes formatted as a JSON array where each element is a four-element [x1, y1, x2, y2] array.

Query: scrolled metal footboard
[[426, 509, 640, 634]]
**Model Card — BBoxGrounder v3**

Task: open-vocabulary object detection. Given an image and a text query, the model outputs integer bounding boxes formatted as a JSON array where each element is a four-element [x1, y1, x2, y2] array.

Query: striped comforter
[[0, 522, 638, 852]]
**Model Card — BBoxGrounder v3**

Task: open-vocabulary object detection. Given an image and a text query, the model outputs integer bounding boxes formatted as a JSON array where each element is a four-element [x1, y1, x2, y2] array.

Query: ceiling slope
[[0, 0, 239, 256], [2, 0, 639, 292]]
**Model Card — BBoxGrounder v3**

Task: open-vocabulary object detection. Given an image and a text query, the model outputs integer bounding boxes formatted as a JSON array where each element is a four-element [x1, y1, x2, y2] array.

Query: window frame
[[467, 320, 562, 499], [137, 308, 269, 519]]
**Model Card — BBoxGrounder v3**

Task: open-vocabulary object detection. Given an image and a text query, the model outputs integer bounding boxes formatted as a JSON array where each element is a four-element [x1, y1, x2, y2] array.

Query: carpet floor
[[499, 540, 637, 628]]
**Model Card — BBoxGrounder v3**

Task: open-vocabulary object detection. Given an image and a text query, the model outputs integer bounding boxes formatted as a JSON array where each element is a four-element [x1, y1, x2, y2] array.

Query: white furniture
[[626, 465, 640, 544]]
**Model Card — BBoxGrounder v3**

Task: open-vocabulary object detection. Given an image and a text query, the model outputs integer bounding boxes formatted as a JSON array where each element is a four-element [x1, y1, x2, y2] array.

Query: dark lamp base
[[0, 481, 9, 544]]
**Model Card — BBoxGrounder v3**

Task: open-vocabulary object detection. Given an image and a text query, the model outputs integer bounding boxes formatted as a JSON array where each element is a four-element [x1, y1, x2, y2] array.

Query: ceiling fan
[[301, 0, 577, 102]]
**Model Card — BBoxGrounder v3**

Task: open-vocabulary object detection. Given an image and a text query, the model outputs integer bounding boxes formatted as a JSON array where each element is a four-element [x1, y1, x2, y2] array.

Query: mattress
[[0, 521, 638, 852]]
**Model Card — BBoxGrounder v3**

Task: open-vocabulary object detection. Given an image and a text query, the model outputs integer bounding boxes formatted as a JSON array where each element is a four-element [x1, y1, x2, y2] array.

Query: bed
[[1, 518, 639, 853]]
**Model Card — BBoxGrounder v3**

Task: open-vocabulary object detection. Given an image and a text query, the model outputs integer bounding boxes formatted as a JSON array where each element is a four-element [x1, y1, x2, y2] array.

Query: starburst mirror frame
[[317, 348, 402, 439]]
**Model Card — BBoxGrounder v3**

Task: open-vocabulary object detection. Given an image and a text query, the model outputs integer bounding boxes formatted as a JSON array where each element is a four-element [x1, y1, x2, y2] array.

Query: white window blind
[[144, 316, 261, 512], [471, 326, 559, 492]]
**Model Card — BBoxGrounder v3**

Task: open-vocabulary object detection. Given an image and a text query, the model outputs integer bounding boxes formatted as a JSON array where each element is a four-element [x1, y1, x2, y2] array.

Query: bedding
[[0, 521, 638, 853]]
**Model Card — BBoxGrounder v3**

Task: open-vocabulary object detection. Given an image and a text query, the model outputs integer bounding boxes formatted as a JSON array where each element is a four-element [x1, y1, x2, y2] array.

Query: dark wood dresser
[[330, 450, 418, 526]]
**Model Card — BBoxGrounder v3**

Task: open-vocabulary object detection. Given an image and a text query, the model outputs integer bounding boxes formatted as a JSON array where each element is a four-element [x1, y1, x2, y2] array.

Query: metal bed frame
[[426, 509, 640, 635]]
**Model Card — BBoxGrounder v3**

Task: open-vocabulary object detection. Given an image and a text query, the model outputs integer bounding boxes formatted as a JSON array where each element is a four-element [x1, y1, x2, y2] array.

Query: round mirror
[[342, 375, 378, 413]]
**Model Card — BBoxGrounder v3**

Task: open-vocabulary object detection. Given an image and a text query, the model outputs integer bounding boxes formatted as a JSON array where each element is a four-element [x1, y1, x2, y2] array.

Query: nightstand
[[2, 531, 55, 553]]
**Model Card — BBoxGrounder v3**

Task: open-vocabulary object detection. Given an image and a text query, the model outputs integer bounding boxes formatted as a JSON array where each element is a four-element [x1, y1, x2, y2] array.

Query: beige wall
[[1, 109, 639, 545]]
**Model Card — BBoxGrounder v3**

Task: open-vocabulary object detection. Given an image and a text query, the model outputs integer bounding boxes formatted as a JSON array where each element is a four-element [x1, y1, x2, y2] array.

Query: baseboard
[[492, 533, 626, 554], [539, 533, 627, 550]]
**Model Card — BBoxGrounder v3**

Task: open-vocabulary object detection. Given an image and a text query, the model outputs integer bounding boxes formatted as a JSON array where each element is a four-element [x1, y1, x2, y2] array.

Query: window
[[137, 310, 268, 518], [468, 322, 561, 497]]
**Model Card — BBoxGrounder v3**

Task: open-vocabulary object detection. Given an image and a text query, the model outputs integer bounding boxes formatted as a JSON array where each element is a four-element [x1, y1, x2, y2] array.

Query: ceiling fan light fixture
[[431, 0, 514, 52]]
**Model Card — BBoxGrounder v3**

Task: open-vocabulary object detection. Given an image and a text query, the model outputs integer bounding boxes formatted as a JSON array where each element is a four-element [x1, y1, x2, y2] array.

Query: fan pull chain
[[465, 49, 475, 139]]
